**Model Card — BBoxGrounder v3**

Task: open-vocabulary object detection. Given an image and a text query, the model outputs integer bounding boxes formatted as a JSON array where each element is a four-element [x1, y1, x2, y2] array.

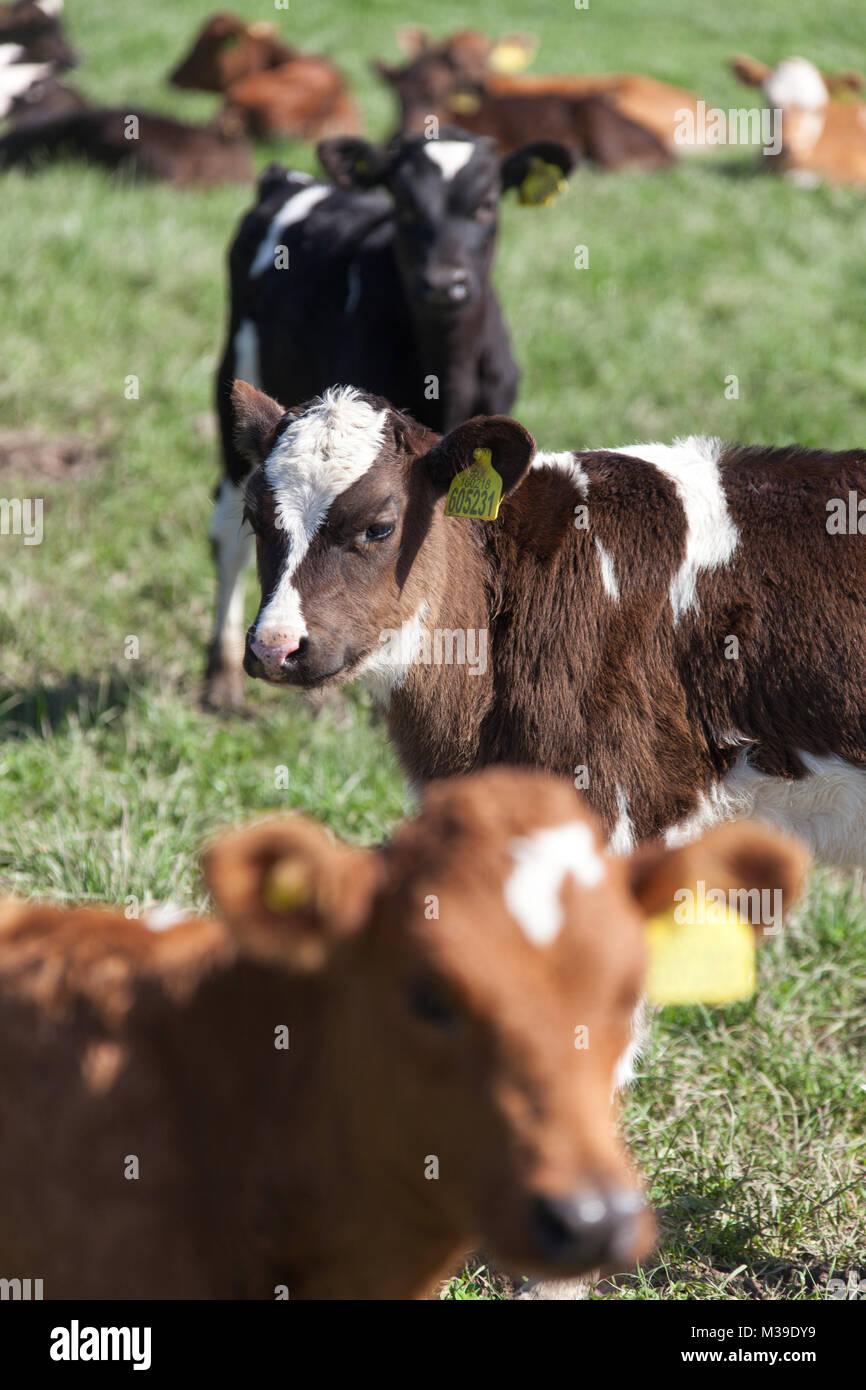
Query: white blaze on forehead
[[764, 58, 829, 111], [255, 387, 388, 637], [424, 140, 475, 180], [505, 822, 605, 946], [250, 182, 329, 278], [605, 436, 739, 623]]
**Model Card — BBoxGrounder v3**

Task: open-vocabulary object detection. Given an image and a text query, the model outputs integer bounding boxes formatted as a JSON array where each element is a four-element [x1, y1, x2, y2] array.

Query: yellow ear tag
[[488, 40, 535, 74], [645, 900, 757, 1007], [445, 447, 503, 520], [262, 860, 311, 915], [448, 90, 482, 115], [518, 157, 568, 207]]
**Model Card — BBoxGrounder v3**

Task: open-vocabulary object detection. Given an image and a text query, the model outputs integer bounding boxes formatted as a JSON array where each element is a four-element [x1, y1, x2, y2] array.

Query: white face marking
[[594, 537, 619, 601], [608, 785, 634, 855], [504, 822, 605, 946], [356, 601, 430, 708], [423, 140, 475, 180], [605, 436, 739, 623], [0, 44, 26, 67], [232, 319, 261, 389], [0, 61, 52, 117], [255, 387, 388, 640], [250, 183, 330, 278], [764, 58, 829, 113], [532, 449, 590, 497]]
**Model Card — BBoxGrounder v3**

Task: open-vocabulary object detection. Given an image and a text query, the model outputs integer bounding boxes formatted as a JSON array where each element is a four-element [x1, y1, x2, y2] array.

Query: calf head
[[204, 767, 806, 1280], [0, 0, 77, 68], [169, 11, 294, 92], [317, 130, 575, 315], [235, 384, 536, 687], [374, 27, 538, 134]]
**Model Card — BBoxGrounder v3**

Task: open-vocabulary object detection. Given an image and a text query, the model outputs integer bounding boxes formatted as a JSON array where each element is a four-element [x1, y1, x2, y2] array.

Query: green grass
[[0, 0, 864, 1300]]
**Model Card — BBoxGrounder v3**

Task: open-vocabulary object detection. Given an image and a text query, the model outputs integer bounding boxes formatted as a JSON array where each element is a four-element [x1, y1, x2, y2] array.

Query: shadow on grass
[[0, 673, 135, 740]]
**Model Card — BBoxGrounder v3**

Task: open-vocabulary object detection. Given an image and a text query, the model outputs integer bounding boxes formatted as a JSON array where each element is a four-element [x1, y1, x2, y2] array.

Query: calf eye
[[364, 521, 395, 542], [408, 976, 459, 1030]]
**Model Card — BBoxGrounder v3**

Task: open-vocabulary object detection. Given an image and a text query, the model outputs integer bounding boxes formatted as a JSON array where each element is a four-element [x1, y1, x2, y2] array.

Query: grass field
[[0, 0, 864, 1300]]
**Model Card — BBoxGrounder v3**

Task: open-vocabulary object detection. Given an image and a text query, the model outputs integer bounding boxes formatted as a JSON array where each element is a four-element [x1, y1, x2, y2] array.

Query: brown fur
[[0, 769, 806, 1298]]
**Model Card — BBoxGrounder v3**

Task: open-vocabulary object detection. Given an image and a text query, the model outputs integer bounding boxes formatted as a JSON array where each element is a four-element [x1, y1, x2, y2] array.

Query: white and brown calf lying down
[[235, 382, 866, 868], [732, 54, 866, 187], [0, 770, 805, 1299]]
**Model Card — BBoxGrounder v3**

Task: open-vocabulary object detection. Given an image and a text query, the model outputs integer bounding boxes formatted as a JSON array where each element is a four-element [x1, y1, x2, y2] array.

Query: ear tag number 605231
[[445, 447, 503, 521]]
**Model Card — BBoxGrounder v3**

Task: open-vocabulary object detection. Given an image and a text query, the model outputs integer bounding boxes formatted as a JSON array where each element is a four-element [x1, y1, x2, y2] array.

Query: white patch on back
[[357, 602, 430, 708], [142, 903, 192, 932], [505, 822, 605, 946], [423, 139, 475, 180], [232, 319, 261, 388], [250, 183, 330, 278], [255, 387, 387, 638], [532, 449, 590, 497], [606, 436, 739, 623], [594, 537, 619, 601]]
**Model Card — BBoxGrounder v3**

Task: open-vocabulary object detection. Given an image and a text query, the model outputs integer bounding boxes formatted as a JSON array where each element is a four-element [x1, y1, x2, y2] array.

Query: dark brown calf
[[236, 384, 866, 867], [0, 106, 253, 184], [0, 770, 804, 1298], [169, 11, 296, 92]]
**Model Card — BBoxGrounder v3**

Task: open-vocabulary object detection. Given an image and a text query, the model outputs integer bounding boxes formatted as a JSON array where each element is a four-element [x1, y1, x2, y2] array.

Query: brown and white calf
[[0, 766, 773, 1299], [236, 383, 866, 867], [732, 54, 866, 187], [377, 33, 703, 157], [205, 131, 574, 707]]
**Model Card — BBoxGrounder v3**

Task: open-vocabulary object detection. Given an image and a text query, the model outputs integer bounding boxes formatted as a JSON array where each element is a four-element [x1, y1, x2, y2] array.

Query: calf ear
[[231, 380, 285, 468], [501, 140, 578, 196], [824, 68, 864, 96], [422, 415, 536, 500], [317, 137, 392, 190], [395, 25, 431, 58], [627, 820, 810, 939], [203, 817, 381, 971], [730, 54, 772, 87]]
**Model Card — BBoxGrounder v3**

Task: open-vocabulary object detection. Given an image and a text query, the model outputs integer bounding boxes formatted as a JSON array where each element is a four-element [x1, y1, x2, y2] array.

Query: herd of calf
[[1, 4, 866, 186], [1, 4, 866, 1302]]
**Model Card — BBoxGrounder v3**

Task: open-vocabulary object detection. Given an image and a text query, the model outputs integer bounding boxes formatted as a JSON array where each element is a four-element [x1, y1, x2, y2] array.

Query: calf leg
[[204, 478, 253, 710]]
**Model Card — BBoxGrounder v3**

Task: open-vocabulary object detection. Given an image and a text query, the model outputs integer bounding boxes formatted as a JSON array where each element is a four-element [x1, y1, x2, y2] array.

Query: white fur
[[594, 537, 619, 601], [663, 750, 866, 868], [250, 184, 330, 278], [256, 387, 387, 639], [209, 480, 253, 660], [532, 449, 590, 497], [608, 785, 635, 855], [232, 319, 261, 387], [423, 140, 475, 180], [606, 436, 739, 623], [0, 45, 25, 67], [504, 822, 605, 946], [0, 60, 51, 118], [143, 903, 191, 933], [764, 58, 829, 113], [357, 602, 430, 707], [36, 0, 64, 15]]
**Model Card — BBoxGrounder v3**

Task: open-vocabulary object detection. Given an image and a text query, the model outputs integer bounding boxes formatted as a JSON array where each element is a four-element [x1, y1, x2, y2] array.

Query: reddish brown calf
[[0, 770, 805, 1298]]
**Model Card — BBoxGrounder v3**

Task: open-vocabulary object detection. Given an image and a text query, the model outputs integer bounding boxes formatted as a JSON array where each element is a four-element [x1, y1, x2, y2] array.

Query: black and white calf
[[233, 380, 866, 867], [205, 129, 575, 707]]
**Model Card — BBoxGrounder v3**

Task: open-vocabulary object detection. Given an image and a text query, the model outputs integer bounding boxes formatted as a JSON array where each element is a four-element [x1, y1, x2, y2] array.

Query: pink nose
[[250, 628, 303, 672]]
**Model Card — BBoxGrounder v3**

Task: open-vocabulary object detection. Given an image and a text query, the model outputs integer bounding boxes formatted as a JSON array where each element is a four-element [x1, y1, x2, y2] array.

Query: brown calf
[[237, 384, 866, 868], [169, 10, 358, 141], [732, 54, 866, 187], [0, 769, 801, 1299], [0, 106, 253, 185]]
